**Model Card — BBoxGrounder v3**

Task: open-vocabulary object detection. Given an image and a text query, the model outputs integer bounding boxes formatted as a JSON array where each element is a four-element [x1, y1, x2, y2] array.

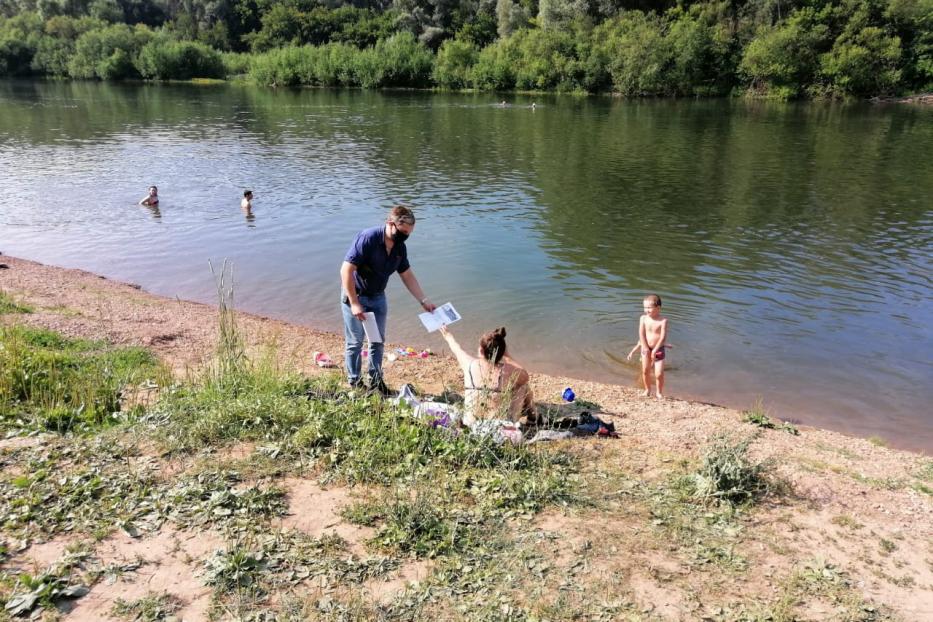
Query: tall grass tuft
[[691, 435, 770, 505], [209, 259, 245, 386], [0, 290, 32, 314], [0, 325, 165, 433]]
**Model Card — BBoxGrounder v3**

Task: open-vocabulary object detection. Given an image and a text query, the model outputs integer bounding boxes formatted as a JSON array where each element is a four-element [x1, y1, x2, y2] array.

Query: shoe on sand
[[370, 379, 392, 397]]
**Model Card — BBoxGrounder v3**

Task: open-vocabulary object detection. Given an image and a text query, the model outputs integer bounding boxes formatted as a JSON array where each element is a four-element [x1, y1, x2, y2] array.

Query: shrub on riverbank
[[137, 39, 224, 80], [247, 33, 433, 88]]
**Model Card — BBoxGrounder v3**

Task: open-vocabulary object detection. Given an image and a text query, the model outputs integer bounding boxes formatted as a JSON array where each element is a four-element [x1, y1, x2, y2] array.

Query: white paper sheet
[[419, 302, 462, 332], [362, 311, 383, 343]]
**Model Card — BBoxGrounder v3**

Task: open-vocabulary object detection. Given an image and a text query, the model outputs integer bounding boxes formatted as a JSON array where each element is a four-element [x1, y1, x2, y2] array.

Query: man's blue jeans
[[341, 292, 388, 385]]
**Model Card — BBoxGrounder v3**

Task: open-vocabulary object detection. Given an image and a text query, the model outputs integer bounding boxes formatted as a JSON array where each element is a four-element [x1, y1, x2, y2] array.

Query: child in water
[[627, 294, 669, 399], [138, 185, 159, 206]]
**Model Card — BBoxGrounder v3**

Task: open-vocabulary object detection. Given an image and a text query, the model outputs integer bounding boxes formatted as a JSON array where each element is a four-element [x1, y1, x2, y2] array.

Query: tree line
[[0, 0, 930, 98]]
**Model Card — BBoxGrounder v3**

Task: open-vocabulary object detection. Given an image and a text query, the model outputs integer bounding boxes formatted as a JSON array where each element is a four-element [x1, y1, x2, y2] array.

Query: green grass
[[0, 287, 581, 619], [0, 436, 289, 540], [744, 399, 799, 435], [112, 592, 182, 621], [0, 290, 31, 314], [0, 324, 167, 433], [831, 514, 863, 530], [1, 546, 94, 617], [691, 434, 771, 505]]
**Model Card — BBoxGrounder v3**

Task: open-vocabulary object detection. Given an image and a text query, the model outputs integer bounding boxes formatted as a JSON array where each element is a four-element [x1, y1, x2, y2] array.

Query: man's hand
[[350, 302, 365, 321], [421, 299, 437, 312]]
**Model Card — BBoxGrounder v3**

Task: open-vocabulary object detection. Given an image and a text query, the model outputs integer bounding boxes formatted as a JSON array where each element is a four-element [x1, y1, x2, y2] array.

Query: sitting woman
[[438, 325, 537, 426]]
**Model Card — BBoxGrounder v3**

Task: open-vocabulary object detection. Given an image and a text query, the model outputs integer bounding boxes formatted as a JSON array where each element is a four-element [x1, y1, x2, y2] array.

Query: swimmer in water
[[139, 185, 158, 206], [241, 189, 254, 210]]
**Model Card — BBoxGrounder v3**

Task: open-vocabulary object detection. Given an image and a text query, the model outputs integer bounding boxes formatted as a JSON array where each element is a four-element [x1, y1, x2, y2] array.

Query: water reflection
[[143, 204, 162, 221], [0, 81, 930, 450]]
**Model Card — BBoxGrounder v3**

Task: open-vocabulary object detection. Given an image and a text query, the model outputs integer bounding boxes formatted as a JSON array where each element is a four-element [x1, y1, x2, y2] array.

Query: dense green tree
[[0, 37, 34, 74], [0, 0, 928, 95], [821, 25, 902, 95], [433, 36, 477, 87], [496, 0, 528, 38], [739, 8, 830, 97], [594, 11, 670, 95], [67, 22, 152, 78]]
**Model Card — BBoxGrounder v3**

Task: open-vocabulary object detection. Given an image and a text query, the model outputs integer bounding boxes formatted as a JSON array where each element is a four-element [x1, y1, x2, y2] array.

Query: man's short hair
[[244, 190, 253, 197], [389, 205, 415, 225]]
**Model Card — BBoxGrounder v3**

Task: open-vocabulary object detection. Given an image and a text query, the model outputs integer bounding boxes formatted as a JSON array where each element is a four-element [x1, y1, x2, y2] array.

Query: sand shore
[[2, 253, 932, 619]]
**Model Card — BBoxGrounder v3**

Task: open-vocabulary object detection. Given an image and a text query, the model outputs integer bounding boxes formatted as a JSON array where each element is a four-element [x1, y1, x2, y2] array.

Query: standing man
[[340, 205, 435, 394]]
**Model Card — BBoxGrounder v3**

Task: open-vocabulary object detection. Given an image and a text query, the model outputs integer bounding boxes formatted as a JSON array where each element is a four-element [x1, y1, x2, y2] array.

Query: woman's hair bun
[[495, 327, 507, 338]]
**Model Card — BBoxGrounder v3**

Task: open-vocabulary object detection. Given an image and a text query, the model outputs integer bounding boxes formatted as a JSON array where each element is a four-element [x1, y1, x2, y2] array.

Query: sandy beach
[[2, 252, 932, 620]]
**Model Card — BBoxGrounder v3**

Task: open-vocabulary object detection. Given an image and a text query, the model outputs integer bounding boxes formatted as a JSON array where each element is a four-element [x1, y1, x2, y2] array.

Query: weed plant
[[111, 592, 182, 621], [0, 436, 291, 540], [0, 325, 165, 433], [1, 548, 93, 617], [744, 399, 799, 435], [202, 529, 399, 606], [0, 290, 31, 314], [692, 435, 770, 505]]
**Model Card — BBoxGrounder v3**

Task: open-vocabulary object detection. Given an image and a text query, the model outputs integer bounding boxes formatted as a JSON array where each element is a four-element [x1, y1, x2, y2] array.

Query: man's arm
[[340, 261, 365, 320], [398, 268, 436, 312]]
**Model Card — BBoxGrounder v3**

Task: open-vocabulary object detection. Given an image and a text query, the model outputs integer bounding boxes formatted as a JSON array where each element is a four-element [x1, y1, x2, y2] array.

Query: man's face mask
[[391, 222, 411, 243]]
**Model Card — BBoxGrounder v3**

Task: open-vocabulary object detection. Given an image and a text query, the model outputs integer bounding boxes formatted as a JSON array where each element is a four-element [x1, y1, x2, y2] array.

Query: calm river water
[[1, 81, 931, 451]]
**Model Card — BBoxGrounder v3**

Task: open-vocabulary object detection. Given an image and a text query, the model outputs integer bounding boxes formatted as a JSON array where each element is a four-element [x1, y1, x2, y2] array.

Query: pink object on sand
[[314, 352, 337, 368]]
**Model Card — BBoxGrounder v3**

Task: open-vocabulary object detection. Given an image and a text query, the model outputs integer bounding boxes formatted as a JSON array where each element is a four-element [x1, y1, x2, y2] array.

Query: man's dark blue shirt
[[344, 225, 410, 296]]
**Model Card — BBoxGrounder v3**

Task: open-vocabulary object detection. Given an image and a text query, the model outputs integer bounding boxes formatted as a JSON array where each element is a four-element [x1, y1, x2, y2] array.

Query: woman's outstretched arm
[[439, 325, 474, 370]]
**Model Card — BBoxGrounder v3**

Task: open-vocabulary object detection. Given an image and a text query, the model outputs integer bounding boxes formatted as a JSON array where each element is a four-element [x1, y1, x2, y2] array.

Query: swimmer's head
[[243, 190, 253, 198], [148, 185, 158, 195]]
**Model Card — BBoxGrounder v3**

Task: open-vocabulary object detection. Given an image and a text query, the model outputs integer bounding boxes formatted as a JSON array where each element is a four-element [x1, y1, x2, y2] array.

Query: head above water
[[148, 185, 158, 195], [479, 327, 508, 365], [244, 190, 253, 198], [386, 205, 415, 243]]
